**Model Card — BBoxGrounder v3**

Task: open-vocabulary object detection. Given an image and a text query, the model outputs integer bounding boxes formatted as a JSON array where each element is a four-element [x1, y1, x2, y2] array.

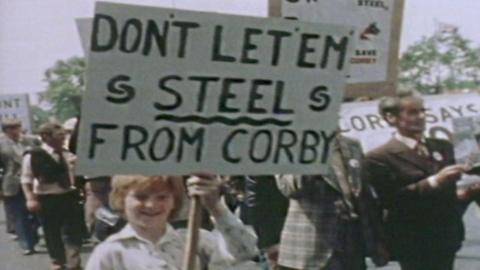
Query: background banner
[[0, 93, 32, 133], [340, 93, 480, 152]]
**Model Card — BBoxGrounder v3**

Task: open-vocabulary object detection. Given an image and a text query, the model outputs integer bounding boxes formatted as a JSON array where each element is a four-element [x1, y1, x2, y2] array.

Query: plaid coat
[[276, 136, 385, 270]]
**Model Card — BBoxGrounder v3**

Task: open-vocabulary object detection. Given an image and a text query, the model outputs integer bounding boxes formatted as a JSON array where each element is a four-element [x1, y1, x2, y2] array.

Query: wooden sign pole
[[182, 196, 203, 270]]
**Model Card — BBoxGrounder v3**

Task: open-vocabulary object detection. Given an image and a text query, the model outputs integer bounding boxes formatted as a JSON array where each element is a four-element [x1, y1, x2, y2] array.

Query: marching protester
[[0, 119, 40, 255], [275, 134, 389, 270], [85, 174, 259, 270], [21, 122, 84, 270], [362, 89, 467, 270], [66, 116, 113, 240], [227, 175, 289, 269], [63, 117, 91, 242], [242, 175, 288, 269]]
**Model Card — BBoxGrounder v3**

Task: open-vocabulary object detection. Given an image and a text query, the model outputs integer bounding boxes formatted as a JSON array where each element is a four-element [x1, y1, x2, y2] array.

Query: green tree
[[399, 30, 480, 94], [30, 105, 50, 132], [38, 56, 86, 122]]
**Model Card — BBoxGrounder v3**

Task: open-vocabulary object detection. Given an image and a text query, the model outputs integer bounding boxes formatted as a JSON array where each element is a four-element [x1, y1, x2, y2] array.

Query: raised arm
[[186, 175, 259, 268]]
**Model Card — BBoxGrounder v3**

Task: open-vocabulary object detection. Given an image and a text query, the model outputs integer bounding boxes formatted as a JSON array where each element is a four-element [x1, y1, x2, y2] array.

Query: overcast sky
[[1, 0, 479, 98]]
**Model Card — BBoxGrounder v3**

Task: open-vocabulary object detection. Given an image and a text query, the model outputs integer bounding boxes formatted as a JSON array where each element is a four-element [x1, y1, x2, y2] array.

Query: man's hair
[[38, 122, 63, 138], [1, 118, 22, 132], [378, 89, 421, 117]]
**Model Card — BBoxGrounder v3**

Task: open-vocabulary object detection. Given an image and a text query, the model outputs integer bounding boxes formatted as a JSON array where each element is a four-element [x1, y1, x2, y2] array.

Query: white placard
[[0, 93, 32, 133], [282, 0, 394, 84], [77, 2, 354, 176], [452, 117, 480, 164], [75, 18, 92, 54]]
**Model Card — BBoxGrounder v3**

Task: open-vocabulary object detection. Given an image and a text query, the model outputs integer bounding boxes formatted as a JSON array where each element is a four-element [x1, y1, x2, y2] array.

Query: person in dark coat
[[362, 89, 466, 270]]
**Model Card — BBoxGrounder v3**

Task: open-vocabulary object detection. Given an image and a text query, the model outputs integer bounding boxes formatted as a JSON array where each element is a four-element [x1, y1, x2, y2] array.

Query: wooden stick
[[182, 196, 203, 270]]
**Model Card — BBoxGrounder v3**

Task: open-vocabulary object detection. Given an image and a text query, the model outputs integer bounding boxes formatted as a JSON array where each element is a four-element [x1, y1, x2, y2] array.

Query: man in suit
[[0, 119, 40, 254], [22, 122, 83, 270], [276, 134, 388, 270], [362, 90, 466, 270]]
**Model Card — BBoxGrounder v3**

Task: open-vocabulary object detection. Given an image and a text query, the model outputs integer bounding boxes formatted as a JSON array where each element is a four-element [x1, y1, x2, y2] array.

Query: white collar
[[41, 143, 67, 155], [107, 223, 179, 246], [41, 143, 56, 155], [394, 133, 425, 150]]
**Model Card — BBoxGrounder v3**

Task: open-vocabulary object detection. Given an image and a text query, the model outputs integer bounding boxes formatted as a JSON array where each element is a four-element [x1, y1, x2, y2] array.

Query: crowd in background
[[1, 90, 480, 270]]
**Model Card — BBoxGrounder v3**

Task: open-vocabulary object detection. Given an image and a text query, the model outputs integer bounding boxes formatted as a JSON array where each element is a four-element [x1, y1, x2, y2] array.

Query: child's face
[[124, 184, 175, 231]]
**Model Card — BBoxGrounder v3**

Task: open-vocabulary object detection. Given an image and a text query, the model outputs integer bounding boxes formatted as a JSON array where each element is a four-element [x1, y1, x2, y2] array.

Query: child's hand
[[186, 173, 224, 216]]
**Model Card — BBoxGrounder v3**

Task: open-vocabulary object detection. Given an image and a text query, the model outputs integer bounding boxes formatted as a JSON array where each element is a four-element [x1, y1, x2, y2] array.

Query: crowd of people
[[1, 89, 480, 270]]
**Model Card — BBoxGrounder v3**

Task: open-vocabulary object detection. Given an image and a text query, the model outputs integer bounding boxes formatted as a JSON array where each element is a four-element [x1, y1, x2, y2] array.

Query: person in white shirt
[[86, 174, 259, 270], [21, 122, 83, 270]]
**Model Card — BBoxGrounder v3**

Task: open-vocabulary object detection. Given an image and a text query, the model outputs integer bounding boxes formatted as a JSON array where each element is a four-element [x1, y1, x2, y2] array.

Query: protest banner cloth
[[341, 93, 480, 188], [0, 93, 32, 133], [76, 2, 355, 176], [340, 93, 480, 152], [270, 0, 404, 98]]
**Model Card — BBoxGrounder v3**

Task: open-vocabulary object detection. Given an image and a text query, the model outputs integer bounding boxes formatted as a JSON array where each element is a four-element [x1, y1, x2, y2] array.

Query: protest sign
[[75, 18, 92, 54], [340, 93, 480, 152], [452, 116, 480, 165], [452, 116, 480, 187], [271, 0, 404, 98], [0, 93, 32, 133], [76, 2, 354, 176]]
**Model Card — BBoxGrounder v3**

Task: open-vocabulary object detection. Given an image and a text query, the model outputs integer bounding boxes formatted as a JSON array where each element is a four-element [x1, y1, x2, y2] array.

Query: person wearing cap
[[362, 89, 466, 270], [0, 118, 40, 255], [275, 134, 388, 270], [21, 122, 83, 270]]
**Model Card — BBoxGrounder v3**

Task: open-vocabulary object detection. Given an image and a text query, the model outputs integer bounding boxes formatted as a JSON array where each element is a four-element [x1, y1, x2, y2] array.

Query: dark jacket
[[28, 147, 70, 187], [362, 137, 464, 259]]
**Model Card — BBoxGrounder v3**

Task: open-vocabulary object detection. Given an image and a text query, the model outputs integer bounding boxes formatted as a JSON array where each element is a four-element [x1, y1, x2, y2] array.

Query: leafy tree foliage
[[399, 30, 480, 94], [38, 57, 86, 122], [30, 105, 50, 132]]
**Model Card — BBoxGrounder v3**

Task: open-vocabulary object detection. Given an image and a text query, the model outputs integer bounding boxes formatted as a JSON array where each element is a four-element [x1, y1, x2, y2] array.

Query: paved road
[[1, 202, 480, 269], [0, 201, 94, 270]]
